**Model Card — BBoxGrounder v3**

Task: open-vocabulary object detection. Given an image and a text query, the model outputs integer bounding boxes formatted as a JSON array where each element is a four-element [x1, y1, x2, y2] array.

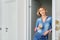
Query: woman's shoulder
[[36, 17, 41, 21], [48, 16, 52, 18], [47, 16, 52, 21]]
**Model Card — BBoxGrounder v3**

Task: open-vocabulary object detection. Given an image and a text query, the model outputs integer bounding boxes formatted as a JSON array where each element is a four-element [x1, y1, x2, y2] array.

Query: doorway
[[27, 0, 52, 40]]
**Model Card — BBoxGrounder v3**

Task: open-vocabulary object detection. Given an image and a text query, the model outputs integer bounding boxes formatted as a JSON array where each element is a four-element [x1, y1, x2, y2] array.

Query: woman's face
[[39, 8, 46, 16]]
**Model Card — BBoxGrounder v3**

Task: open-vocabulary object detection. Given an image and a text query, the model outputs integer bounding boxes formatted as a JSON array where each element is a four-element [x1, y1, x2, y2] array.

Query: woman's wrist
[[48, 29, 52, 32], [43, 31, 49, 36]]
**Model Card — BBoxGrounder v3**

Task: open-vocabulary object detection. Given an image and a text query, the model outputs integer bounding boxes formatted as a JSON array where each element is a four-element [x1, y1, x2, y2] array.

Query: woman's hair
[[37, 6, 48, 16]]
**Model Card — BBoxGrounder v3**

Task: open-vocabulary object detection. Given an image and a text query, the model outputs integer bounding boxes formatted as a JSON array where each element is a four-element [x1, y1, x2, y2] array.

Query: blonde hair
[[37, 6, 48, 16]]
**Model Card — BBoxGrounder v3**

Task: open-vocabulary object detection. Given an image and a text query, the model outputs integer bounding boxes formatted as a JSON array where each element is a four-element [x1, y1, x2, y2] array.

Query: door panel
[[1, 0, 17, 40]]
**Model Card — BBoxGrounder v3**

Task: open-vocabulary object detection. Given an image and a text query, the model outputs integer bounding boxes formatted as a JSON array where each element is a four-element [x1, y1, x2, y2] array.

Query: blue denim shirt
[[35, 16, 52, 35]]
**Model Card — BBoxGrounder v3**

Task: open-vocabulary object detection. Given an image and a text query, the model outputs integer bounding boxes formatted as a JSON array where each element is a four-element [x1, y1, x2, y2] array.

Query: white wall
[[18, 0, 24, 40], [55, 0, 60, 19], [0, 0, 2, 40]]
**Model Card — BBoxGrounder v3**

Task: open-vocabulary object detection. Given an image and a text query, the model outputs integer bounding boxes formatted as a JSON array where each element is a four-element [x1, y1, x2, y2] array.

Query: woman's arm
[[34, 26, 41, 32], [34, 19, 39, 32], [34, 26, 40, 32], [44, 17, 52, 36], [43, 29, 52, 36]]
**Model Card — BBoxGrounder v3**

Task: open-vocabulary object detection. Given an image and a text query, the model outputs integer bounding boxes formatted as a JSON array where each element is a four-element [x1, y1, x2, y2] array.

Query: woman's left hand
[[49, 29, 52, 32], [43, 29, 52, 36]]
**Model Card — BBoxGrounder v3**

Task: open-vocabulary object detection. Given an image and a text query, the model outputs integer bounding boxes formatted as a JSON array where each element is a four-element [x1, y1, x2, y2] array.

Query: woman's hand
[[43, 31, 49, 36], [49, 29, 52, 32], [34, 27, 41, 32], [43, 29, 52, 36], [37, 24, 42, 30]]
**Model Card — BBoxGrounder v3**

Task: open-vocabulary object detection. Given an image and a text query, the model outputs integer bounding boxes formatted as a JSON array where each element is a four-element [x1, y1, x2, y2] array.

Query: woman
[[33, 6, 52, 40]]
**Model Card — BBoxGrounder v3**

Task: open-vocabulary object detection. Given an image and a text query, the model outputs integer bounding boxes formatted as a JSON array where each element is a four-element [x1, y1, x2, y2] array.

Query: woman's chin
[[41, 15, 45, 16]]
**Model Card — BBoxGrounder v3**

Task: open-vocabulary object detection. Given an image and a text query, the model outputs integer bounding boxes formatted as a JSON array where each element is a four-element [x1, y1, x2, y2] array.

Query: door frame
[[24, 0, 55, 40]]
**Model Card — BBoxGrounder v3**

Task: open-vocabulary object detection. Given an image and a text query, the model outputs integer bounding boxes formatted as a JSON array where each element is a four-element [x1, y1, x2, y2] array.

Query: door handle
[[0, 27, 2, 30], [5, 27, 8, 32]]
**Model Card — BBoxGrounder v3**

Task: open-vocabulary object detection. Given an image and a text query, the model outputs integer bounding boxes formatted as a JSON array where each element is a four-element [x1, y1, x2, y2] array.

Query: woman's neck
[[41, 15, 47, 22], [41, 15, 47, 18]]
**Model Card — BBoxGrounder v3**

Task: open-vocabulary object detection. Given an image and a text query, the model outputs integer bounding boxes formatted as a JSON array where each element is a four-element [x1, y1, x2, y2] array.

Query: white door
[[1, 0, 17, 40], [0, 0, 2, 40]]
